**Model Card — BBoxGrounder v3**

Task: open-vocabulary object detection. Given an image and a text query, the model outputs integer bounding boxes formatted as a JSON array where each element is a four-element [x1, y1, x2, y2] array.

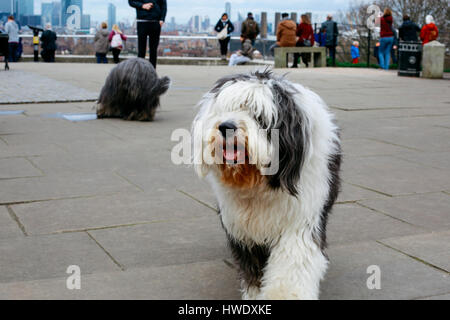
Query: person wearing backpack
[[420, 15, 438, 44], [109, 24, 127, 64], [241, 12, 259, 46], [215, 13, 234, 60]]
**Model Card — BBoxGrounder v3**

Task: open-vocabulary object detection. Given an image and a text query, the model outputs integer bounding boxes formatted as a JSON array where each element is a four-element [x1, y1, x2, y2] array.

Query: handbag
[[217, 24, 228, 40]]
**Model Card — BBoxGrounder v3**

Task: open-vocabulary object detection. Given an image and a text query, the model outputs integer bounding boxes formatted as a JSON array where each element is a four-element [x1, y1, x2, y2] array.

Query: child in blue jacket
[[351, 41, 360, 64]]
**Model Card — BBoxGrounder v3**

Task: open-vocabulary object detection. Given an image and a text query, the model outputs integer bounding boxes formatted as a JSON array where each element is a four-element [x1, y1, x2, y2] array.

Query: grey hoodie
[[5, 20, 19, 43], [94, 29, 110, 54]]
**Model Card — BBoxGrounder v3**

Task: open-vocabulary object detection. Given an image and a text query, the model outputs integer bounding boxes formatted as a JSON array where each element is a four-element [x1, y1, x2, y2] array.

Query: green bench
[[274, 47, 326, 68]]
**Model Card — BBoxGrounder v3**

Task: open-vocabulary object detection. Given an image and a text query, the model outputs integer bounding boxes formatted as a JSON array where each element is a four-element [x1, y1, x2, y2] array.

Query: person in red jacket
[[292, 14, 315, 68], [378, 8, 395, 70], [420, 15, 439, 44]]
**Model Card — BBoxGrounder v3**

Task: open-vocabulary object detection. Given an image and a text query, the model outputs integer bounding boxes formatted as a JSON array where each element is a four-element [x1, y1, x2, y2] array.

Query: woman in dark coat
[[41, 24, 57, 63], [215, 13, 235, 60]]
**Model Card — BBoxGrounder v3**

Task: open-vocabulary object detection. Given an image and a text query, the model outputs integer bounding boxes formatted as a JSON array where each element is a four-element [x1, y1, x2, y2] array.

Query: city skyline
[[29, 0, 350, 25]]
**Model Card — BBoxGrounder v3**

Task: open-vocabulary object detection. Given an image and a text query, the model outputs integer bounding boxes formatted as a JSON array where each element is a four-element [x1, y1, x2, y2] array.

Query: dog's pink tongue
[[224, 148, 237, 161]]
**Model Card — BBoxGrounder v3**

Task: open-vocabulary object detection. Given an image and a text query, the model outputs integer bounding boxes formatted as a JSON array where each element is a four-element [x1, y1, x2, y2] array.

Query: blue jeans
[[96, 52, 107, 64], [379, 37, 394, 70]]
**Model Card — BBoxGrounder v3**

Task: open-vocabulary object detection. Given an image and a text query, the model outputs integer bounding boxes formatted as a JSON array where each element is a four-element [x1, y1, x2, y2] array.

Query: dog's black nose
[[218, 122, 237, 137]]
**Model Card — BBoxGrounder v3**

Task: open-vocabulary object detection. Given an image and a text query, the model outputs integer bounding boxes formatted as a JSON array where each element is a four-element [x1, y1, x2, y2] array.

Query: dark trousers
[[137, 21, 161, 68], [111, 48, 121, 64], [326, 45, 336, 66], [96, 52, 107, 64], [8, 42, 18, 62], [219, 37, 230, 56], [41, 49, 55, 62], [293, 43, 311, 67]]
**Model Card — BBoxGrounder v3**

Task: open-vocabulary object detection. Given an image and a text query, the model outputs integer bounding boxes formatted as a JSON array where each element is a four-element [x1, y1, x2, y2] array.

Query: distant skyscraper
[[52, 1, 61, 26], [0, 1, 12, 13], [225, 2, 231, 19], [22, 0, 34, 16], [202, 15, 210, 31], [291, 12, 298, 24], [108, 3, 116, 29], [61, 0, 83, 28], [42, 2, 53, 25], [274, 12, 281, 34], [260, 12, 267, 38], [193, 15, 201, 32], [81, 13, 90, 29]]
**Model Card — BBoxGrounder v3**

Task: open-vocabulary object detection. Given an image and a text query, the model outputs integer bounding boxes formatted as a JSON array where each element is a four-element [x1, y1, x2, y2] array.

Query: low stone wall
[[19, 55, 273, 66]]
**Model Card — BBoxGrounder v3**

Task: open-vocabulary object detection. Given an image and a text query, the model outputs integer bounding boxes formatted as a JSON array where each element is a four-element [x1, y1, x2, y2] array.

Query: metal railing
[[18, 34, 276, 60]]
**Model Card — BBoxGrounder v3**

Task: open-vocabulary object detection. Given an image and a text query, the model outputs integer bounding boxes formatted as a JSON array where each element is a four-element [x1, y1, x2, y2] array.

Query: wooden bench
[[274, 47, 326, 68]]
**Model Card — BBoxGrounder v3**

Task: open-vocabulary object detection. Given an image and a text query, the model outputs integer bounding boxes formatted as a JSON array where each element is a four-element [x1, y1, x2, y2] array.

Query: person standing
[[109, 24, 127, 64], [215, 13, 234, 60], [241, 12, 259, 46], [293, 14, 315, 68], [378, 8, 395, 70], [420, 15, 438, 44], [321, 14, 338, 66], [399, 15, 420, 42], [94, 22, 109, 63], [40, 24, 57, 63], [129, 0, 167, 68], [351, 41, 360, 64], [5, 16, 19, 62]]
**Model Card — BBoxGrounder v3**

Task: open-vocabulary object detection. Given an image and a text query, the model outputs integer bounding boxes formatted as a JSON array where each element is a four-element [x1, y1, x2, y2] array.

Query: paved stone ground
[[0, 63, 449, 300]]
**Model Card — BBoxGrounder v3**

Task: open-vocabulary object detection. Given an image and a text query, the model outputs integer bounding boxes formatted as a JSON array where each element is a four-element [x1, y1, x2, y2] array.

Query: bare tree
[[336, 0, 449, 64]]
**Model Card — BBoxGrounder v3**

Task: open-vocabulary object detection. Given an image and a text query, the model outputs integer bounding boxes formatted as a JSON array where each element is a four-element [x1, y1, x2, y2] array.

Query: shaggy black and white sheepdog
[[96, 58, 170, 121], [192, 69, 341, 299]]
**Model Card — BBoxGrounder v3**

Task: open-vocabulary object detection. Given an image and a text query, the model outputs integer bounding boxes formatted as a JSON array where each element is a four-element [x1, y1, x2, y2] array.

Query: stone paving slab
[[0, 232, 120, 284], [380, 231, 450, 272], [0, 70, 98, 104], [0, 157, 43, 179], [337, 182, 389, 203], [0, 206, 24, 239], [0, 63, 448, 299], [11, 190, 215, 235], [0, 172, 139, 204], [88, 215, 229, 270], [321, 241, 450, 300], [342, 155, 450, 196], [360, 192, 450, 232], [0, 259, 241, 300], [326, 204, 425, 246]]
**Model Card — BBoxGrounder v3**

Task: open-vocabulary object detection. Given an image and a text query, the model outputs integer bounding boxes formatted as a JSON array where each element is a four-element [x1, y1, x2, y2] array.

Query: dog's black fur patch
[[267, 82, 309, 197], [97, 58, 170, 121], [314, 148, 342, 251], [225, 231, 270, 288]]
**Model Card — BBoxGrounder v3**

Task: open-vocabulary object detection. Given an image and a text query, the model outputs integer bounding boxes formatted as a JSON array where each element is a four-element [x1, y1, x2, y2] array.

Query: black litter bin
[[398, 41, 422, 77], [0, 33, 9, 70]]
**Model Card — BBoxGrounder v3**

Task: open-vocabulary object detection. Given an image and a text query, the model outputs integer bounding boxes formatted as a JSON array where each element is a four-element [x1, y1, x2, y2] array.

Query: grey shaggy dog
[[96, 58, 170, 121]]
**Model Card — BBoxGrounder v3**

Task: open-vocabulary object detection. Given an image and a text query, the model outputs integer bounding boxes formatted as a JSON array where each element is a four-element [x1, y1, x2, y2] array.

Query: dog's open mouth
[[223, 139, 247, 164]]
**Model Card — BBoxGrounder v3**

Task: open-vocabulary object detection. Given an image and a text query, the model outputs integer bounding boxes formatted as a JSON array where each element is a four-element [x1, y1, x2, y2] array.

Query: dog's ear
[[153, 76, 171, 96], [268, 83, 311, 197]]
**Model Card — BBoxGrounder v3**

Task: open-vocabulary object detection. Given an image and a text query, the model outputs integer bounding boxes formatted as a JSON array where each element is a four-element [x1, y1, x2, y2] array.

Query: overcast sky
[[35, 0, 352, 24]]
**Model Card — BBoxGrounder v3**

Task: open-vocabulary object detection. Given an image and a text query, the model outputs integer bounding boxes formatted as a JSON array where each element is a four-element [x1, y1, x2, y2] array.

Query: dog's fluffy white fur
[[192, 69, 341, 300]]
